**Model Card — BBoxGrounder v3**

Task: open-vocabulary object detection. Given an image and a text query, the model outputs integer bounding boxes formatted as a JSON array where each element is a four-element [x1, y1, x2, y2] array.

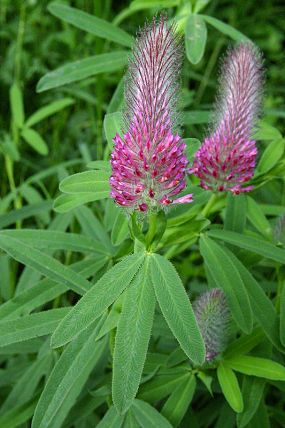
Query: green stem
[[201, 193, 218, 217], [194, 38, 224, 106], [275, 267, 285, 313], [14, 1, 26, 82]]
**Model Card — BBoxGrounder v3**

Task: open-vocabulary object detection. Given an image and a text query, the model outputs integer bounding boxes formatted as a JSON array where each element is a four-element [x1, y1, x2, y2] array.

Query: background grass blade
[[48, 2, 133, 47], [37, 52, 129, 92]]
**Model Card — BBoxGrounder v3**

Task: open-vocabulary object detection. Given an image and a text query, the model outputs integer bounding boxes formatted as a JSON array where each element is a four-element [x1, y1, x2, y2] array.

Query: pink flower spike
[[192, 43, 263, 194], [109, 17, 191, 213]]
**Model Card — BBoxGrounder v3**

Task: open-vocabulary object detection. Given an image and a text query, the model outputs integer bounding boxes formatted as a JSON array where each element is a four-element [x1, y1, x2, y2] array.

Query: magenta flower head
[[193, 289, 230, 362], [110, 17, 192, 212], [192, 43, 263, 194]]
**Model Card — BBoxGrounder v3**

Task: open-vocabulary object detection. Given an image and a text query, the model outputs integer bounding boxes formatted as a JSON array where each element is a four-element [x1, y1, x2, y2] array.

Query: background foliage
[[0, 0, 285, 427]]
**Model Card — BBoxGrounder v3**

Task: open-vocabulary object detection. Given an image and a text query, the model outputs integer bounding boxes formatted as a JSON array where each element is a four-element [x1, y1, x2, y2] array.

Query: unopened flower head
[[192, 43, 263, 194], [193, 289, 230, 362], [110, 17, 192, 212]]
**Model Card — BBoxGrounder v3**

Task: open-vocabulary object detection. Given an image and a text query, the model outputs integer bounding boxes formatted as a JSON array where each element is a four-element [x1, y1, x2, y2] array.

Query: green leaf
[[75, 205, 113, 254], [199, 236, 253, 334], [87, 160, 111, 172], [96, 305, 120, 340], [193, 0, 211, 13], [0, 257, 106, 321], [224, 193, 247, 233], [25, 98, 74, 127], [0, 308, 69, 347], [223, 247, 282, 351], [104, 112, 123, 149], [0, 133, 20, 161], [208, 229, 285, 264], [236, 377, 265, 428], [201, 15, 249, 41], [225, 328, 264, 359], [132, 399, 172, 428], [53, 193, 103, 213], [138, 370, 189, 402], [96, 406, 125, 428], [0, 229, 108, 255], [37, 52, 129, 92], [51, 253, 145, 348], [130, 0, 179, 11], [10, 82, 24, 128], [217, 363, 244, 413], [54, 170, 110, 213], [59, 170, 110, 195], [113, 257, 156, 413], [63, 387, 109, 427], [0, 395, 39, 428], [185, 14, 207, 64], [0, 353, 52, 414], [183, 110, 210, 125], [197, 371, 213, 395], [226, 356, 285, 380], [161, 373, 196, 427], [248, 401, 270, 428], [21, 128, 48, 155], [184, 138, 200, 163], [149, 253, 205, 365], [111, 209, 129, 245], [246, 196, 272, 238], [31, 321, 108, 428], [254, 121, 282, 141], [48, 2, 133, 47], [0, 234, 90, 295], [0, 338, 43, 355], [0, 201, 52, 229], [280, 284, 285, 346], [123, 410, 140, 428], [256, 138, 284, 174]]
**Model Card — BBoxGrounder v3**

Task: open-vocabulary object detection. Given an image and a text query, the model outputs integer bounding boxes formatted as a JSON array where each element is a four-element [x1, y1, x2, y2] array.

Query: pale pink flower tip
[[192, 43, 263, 194], [109, 17, 192, 212]]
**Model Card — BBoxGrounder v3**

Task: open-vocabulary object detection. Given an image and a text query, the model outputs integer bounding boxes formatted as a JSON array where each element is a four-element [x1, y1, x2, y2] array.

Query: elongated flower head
[[110, 17, 192, 212], [192, 43, 263, 194], [193, 289, 230, 362]]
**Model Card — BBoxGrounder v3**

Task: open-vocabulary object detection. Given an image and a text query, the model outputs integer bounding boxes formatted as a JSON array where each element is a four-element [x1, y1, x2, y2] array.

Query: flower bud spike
[[193, 289, 230, 362]]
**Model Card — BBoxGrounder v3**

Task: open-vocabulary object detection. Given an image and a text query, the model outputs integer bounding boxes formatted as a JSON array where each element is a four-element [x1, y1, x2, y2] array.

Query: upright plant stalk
[[107, 17, 206, 414], [7, 3, 26, 222]]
